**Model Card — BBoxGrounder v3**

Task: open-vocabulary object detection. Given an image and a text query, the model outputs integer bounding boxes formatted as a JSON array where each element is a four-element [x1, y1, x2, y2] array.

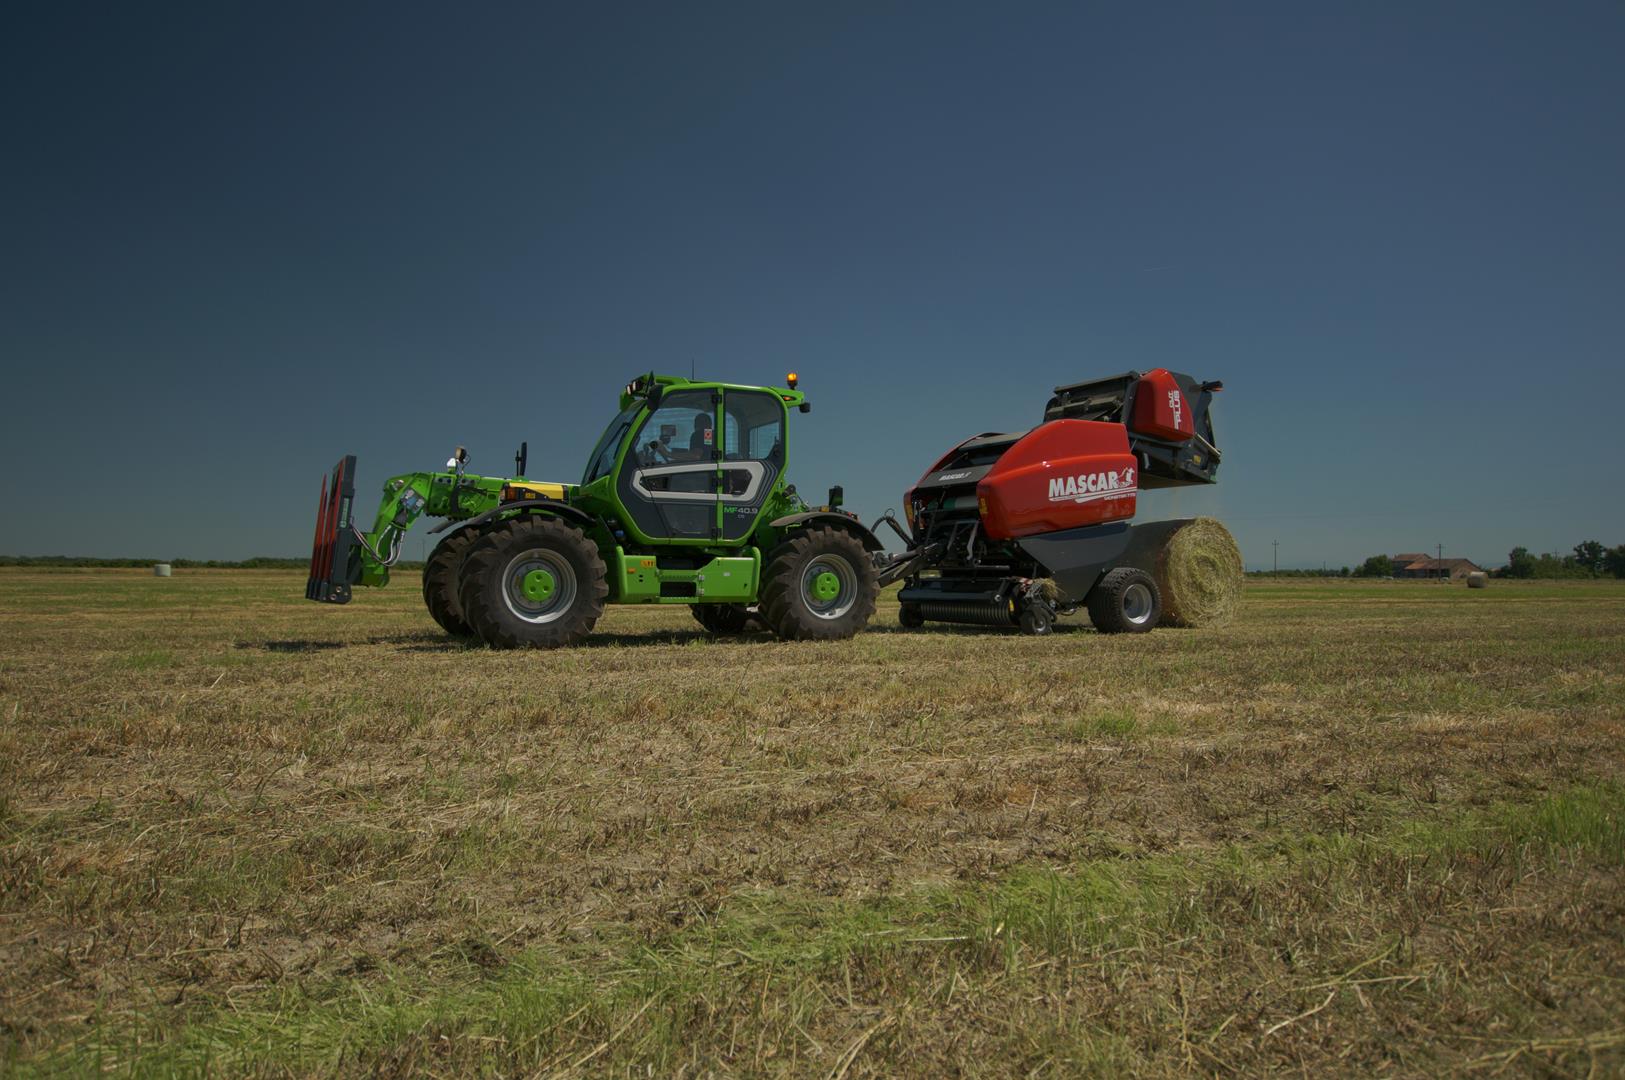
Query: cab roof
[[619, 372, 807, 412]]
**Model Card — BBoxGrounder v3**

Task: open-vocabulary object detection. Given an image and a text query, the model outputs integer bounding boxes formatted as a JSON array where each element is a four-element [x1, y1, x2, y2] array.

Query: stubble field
[[1, 569, 1622, 1076]]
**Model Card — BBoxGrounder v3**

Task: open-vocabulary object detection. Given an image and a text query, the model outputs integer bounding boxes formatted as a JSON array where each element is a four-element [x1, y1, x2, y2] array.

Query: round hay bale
[[1467, 571, 1487, 589], [1154, 517, 1243, 628]]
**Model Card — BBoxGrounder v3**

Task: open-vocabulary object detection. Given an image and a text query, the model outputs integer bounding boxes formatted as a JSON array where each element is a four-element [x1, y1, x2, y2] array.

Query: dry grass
[[1, 570, 1622, 1076]]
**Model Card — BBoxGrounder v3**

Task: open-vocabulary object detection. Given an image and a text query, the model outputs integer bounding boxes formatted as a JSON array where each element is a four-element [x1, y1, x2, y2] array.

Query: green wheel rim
[[521, 569, 556, 602], [812, 571, 841, 601], [502, 549, 577, 625], [800, 556, 858, 620]]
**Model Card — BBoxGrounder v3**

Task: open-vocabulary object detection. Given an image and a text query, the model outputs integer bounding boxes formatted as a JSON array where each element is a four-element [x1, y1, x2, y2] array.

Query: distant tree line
[[0, 555, 425, 570], [1351, 555, 1393, 578], [1501, 541, 1625, 579], [1341, 542, 1625, 580]]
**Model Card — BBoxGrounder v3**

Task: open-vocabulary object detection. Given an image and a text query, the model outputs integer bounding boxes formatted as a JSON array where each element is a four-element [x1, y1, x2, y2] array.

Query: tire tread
[[457, 516, 609, 649]]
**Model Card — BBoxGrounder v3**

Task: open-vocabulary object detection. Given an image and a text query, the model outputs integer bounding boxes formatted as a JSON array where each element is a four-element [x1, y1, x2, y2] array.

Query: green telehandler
[[306, 372, 899, 647]]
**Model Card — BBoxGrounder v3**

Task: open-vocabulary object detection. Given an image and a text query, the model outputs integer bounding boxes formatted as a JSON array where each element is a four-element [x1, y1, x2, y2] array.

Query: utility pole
[[1437, 543, 1443, 561], [1273, 539, 1279, 575]]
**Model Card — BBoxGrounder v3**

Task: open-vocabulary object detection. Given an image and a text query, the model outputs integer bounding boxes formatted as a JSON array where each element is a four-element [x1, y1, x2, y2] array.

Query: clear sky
[[3, 2, 1622, 569]]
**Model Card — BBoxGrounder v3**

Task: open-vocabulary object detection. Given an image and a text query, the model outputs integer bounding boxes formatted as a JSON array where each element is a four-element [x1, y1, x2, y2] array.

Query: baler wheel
[[457, 516, 609, 649], [898, 603, 925, 629], [691, 603, 754, 635], [421, 527, 481, 638], [1087, 567, 1161, 635], [1018, 605, 1055, 636], [760, 527, 878, 641]]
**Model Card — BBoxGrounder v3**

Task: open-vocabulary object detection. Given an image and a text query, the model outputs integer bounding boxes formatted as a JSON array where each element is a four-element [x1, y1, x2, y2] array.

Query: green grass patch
[[26, 783, 1621, 1077]]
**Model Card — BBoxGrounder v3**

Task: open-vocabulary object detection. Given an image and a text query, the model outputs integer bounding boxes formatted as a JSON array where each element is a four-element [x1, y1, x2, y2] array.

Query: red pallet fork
[[306, 455, 359, 604]]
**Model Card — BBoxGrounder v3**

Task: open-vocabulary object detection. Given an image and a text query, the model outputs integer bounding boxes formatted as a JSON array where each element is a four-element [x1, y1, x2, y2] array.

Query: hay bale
[[1154, 517, 1243, 628], [1467, 571, 1487, 589]]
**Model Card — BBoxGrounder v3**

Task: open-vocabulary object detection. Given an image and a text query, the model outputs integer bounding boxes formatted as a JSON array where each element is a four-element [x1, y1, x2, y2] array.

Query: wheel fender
[[768, 512, 885, 552], [429, 500, 598, 536]]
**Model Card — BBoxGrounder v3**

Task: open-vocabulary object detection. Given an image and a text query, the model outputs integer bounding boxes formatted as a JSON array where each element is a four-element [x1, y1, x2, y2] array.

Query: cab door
[[615, 389, 720, 541], [718, 389, 786, 542]]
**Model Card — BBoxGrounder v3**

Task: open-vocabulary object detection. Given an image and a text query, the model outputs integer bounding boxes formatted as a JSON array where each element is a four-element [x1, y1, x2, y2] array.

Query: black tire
[[421, 527, 481, 637], [759, 527, 879, 641], [1087, 567, 1161, 635], [691, 603, 753, 635], [898, 602, 925, 628], [457, 516, 609, 649], [1018, 605, 1054, 636]]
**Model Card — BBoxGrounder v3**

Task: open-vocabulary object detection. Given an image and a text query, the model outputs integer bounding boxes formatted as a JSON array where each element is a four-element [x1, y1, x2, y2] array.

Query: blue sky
[[3, 2, 1621, 569]]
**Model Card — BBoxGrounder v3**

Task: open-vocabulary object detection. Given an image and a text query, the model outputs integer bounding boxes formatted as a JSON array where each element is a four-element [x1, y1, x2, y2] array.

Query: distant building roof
[[1418, 558, 1480, 571], [1392, 553, 1430, 567]]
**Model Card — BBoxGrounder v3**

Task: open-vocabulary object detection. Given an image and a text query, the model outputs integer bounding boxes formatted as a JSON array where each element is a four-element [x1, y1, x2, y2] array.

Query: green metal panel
[[694, 554, 759, 601], [614, 549, 662, 603]]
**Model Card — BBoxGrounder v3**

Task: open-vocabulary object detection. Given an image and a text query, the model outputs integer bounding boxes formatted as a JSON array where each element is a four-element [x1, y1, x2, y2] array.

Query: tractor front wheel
[[421, 527, 481, 638], [691, 603, 754, 635], [457, 516, 608, 649], [759, 527, 878, 641]]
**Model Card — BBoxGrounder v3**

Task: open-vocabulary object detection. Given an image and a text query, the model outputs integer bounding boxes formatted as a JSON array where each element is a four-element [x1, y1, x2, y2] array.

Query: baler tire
[[1087, 567, 1162, 635], [457, 516, 608, 649], [421, 527, 481, 638], [691, 603, 753, 635], [1019, 606, 1055, 636], [759, 526, 878, 642], [898, 602, 925, 629]]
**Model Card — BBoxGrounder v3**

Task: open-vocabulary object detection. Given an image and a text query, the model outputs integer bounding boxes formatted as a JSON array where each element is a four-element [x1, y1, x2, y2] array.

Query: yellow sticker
[[507, 481, 567, 500]]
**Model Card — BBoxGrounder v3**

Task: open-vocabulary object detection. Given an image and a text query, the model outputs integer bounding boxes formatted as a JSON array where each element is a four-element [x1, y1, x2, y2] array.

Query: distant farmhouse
[[1391, 553, 1484, 580]]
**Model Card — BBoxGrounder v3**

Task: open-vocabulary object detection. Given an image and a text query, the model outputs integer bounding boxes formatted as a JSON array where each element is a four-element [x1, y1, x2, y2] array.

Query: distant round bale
[[1467, 571, 1488, 589], [1153, 517, 1243, 628], [153, 563, 172, 578]]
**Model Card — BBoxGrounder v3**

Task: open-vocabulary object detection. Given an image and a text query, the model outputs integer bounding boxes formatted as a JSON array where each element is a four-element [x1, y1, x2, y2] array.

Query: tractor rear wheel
[[691, 603, 754, 635], [421, 527, 480, 637], [759, 526, 878, 641], [457, 516, 608, 649], [1087, 567, 1161, 635]]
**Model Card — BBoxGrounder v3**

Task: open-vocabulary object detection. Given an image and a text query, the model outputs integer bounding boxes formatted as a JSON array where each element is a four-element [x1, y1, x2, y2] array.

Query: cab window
[[583, 404, 641, 484], [722, 391, 784, 463], [634, 396, 717, 467]]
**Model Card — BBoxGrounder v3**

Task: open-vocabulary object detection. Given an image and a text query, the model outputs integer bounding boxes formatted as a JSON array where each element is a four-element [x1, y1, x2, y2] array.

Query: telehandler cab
[[306, 373, 887, 647]]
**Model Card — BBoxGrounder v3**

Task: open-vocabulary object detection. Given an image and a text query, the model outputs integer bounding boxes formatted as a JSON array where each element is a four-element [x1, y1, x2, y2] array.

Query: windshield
[[582, 403, 642, 484]]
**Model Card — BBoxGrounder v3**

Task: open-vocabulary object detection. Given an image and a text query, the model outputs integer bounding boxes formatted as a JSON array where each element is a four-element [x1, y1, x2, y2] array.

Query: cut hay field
[[2, 570, 1622, 1077]]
